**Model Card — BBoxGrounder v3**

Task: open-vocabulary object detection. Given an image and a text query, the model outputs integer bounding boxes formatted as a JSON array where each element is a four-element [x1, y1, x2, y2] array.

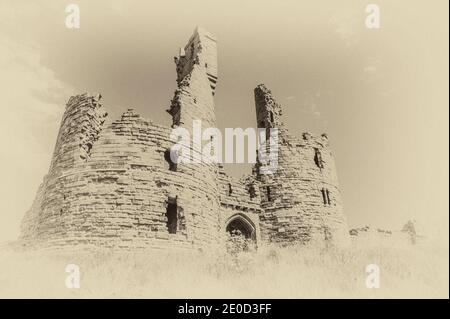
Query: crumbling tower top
[[254, 84, 283, 129], [174, 27, 218, 95]]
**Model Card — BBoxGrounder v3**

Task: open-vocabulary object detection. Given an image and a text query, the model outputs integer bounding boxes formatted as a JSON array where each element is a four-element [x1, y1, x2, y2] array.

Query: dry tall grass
[[0, 237, 447, 298]]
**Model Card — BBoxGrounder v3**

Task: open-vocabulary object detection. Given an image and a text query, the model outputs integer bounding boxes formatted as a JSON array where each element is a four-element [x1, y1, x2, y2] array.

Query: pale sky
[[0, 0, 448, 242]]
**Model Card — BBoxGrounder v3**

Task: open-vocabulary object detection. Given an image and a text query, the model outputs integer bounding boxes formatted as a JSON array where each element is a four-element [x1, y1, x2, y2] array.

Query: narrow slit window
[[314, 148, 324, 169], [248, 184, 256, 199], [166, 199, 178, 234], [228, 183, 233, 196], [266, 186, 272, 201], [326, 189, 331, 205], [321, 188, 327, 204]]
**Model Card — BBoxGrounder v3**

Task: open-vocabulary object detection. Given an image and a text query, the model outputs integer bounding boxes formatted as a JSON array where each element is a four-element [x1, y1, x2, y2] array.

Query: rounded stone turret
[[254, 84, 349, 246]]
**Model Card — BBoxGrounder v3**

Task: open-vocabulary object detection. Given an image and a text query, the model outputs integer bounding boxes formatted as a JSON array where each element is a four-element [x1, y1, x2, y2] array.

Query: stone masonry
[[19, 27, 349, 250]]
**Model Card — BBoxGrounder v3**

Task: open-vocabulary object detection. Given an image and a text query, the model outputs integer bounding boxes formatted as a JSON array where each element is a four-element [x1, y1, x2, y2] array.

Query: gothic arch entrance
[[225, 214, 256, 242]]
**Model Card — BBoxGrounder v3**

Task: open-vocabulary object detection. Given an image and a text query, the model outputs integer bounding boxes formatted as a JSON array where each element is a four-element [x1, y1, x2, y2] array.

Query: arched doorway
[[225, 214, 257, 251]]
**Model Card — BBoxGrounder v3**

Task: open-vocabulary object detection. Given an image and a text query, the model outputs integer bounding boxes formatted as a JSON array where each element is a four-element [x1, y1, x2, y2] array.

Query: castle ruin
[[19, 27, 349, 250]]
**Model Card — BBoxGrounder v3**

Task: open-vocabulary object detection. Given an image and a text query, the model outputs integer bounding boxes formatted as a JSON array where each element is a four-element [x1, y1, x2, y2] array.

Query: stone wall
[[218, 166, 262, 245], [20, 93, 108, 245], [21, 100, 222, 249], [349, 226, 418, 246]]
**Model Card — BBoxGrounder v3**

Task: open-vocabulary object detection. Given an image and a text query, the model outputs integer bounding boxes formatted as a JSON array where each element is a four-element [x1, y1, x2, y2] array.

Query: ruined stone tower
[[168, 27, 218, 128], [254, 85, 349, 245], [20, 27, 349, 250]]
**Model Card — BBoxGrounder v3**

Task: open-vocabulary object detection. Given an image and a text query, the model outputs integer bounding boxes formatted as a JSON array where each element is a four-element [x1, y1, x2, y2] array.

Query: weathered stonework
[[254, 85, 349, 245], [20, 27, 349, 250]]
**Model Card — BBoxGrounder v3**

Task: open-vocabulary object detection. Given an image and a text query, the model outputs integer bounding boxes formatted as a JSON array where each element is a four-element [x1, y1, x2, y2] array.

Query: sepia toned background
[[0, 0, 448, 244]]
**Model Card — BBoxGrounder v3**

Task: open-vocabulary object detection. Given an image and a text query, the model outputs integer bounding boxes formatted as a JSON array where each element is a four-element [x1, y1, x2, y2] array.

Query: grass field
[[0, 237, 447, 298]]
